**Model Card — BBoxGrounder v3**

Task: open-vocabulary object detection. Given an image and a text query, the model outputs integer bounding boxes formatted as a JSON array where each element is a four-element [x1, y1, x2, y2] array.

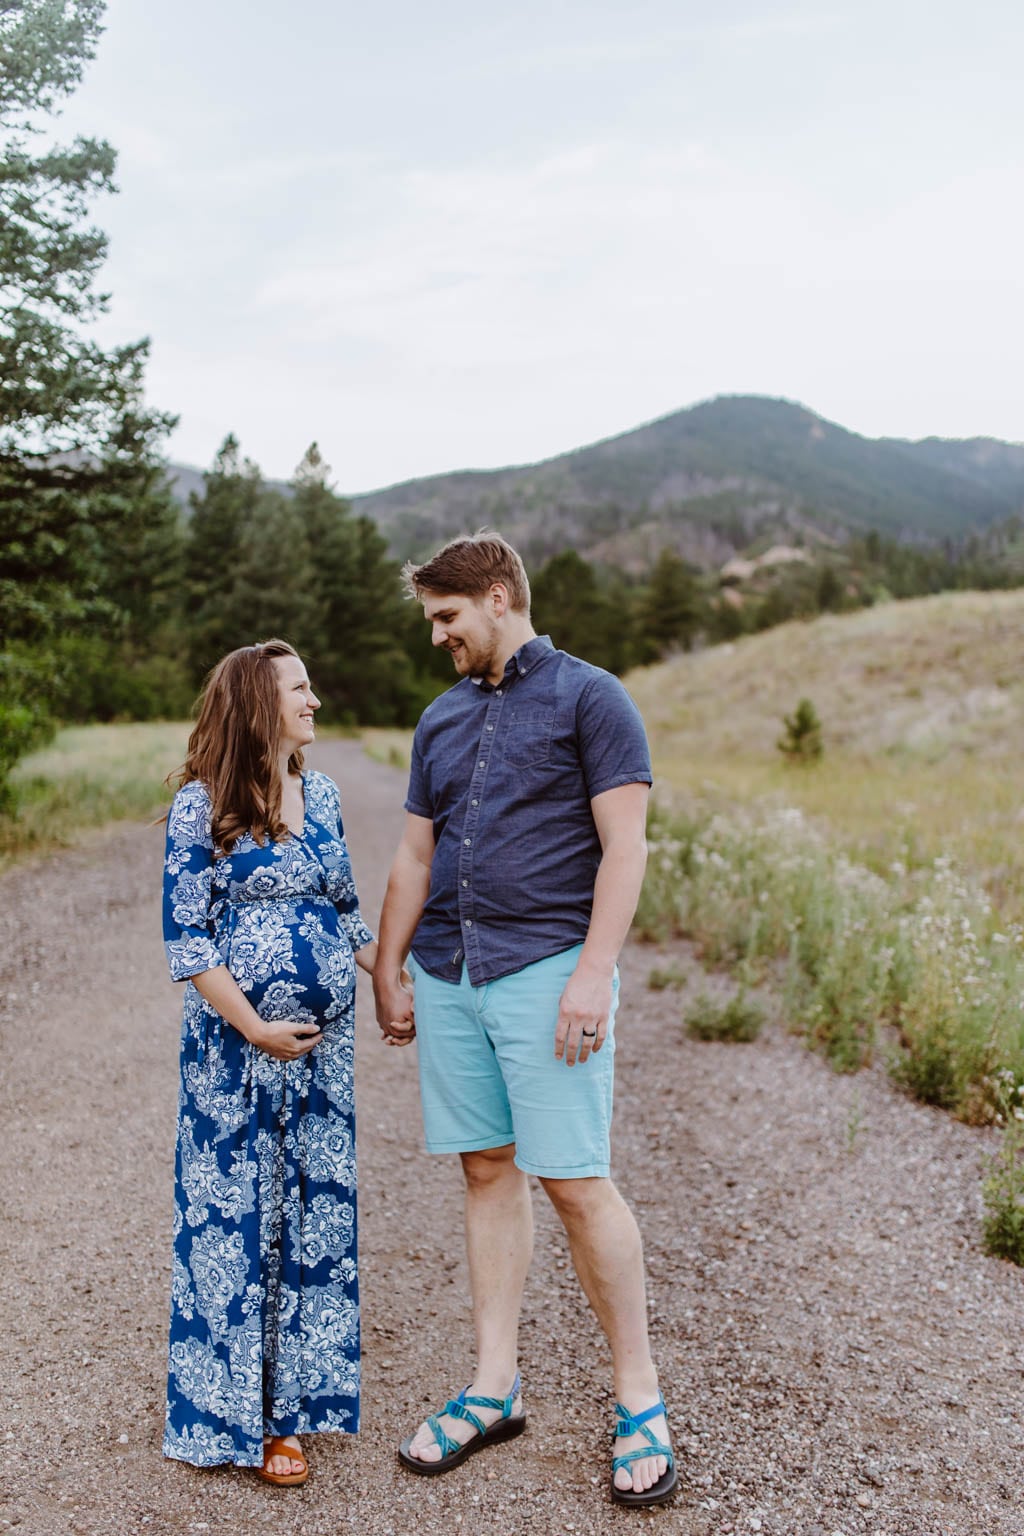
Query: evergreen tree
[[184, 436, 264, 681], [231, 488, 323, 654], [637, 549, 702, 657], [0, 0, 177, 791], [0, 0, 175, 644], [292, 444, 427, 724], [530, 549, 627, 673]]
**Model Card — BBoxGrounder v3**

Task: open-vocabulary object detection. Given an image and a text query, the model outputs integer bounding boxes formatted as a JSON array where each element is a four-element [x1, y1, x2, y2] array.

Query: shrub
[[648, 965, 686, 991], [982, 1075, 1024, 1265], [778, 697, 823, 762], [0, 648, 58, 810], [685, 991, 764, 1043]]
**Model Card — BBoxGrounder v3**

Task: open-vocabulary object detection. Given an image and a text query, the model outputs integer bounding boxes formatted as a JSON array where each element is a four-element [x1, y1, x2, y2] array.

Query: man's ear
[[489, 582, 509, 617]]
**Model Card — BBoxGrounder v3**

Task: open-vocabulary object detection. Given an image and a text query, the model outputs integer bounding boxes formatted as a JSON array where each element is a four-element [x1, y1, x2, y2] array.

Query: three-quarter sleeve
[[162, 781, 226, 982], [321, 773, 375, 952]]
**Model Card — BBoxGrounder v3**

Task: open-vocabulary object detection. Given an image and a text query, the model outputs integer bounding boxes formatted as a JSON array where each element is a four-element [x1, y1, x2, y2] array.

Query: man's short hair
[[402, 531, 531, 613]]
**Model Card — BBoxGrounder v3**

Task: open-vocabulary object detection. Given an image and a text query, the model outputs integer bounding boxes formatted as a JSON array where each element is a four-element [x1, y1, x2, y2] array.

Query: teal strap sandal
[[398, 1373, 526, 1476], [611, 1397, 679, 1507]]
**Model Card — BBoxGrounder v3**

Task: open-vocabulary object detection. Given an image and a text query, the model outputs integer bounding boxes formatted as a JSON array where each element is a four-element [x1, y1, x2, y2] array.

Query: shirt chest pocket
[[502, 706, 555, 767]]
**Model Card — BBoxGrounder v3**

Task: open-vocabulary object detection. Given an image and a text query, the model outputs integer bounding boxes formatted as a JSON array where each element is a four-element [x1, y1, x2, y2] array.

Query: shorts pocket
[[503, 707, 554, 767]]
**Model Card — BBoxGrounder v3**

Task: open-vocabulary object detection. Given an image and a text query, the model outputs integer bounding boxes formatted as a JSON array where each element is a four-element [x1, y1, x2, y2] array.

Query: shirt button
[[464, 837, 472, 846], [478, 761, 485, 769], [486, 724, 494, 731], [496, 688, 502, 696], [462, 880, 469, 888], [464, 919, 473, 927], [471, 799, 478, 807]]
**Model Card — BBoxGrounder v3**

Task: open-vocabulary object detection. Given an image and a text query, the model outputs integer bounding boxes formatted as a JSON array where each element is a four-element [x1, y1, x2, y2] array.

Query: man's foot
[[257, 1434, 308, 1486], [611, 1397, 677, 1505], [399, 1377, 525, 1475]]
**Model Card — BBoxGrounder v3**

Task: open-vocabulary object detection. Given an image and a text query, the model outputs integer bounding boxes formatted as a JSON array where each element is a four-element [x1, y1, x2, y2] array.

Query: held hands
[[373, 966, 416, 1048], [248, 1019, 323, 1061], [555, 960, 613, 1067]]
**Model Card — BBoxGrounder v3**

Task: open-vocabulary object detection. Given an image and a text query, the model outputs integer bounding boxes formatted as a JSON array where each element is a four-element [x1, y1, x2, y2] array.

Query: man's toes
[[409, 1428, 441, 1461], [614, 1466, 634, 1491]]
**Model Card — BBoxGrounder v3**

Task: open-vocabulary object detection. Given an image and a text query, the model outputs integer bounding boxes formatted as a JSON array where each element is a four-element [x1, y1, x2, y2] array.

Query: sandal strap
[[613, 1442, 675, 1473], [445, 1398, 488, 1437], [425, 1409, 464, 1458], [612, 1397, 674, 1473], [614, 1397, 666, 1437], [459, 1371, 522, 1419], [427, 1374, 523, 1452]]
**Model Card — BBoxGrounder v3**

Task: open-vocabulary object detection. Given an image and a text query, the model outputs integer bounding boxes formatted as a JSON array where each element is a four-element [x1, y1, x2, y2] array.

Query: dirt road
[[1, 740, 1022, 1536]]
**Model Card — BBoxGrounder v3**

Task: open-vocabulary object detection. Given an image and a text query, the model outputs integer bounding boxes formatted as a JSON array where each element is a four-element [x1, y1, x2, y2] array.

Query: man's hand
[[374, 969, 416, 1047], [555, 960, 613, 1066]]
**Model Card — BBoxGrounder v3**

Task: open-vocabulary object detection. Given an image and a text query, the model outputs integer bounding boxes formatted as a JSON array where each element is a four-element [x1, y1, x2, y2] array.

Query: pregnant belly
[[222, 903, 356, 1024]]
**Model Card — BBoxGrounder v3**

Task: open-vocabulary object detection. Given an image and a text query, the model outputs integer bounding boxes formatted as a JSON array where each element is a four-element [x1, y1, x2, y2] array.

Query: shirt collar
[[472, 634, 554, 691]]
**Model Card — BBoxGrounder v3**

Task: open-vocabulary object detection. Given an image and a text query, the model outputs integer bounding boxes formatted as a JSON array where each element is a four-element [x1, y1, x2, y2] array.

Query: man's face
[[422, 591, 501, 679]]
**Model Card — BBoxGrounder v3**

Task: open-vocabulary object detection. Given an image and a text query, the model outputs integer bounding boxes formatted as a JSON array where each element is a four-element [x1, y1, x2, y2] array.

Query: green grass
[[0, 721, 190, 866]]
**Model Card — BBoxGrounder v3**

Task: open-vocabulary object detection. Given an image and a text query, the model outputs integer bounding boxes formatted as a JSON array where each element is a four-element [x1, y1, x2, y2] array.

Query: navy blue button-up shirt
[[405, 635, 652, 986]]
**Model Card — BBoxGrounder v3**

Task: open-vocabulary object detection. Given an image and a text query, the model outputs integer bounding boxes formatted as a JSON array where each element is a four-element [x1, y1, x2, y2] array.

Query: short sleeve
[[162, 782, 226, 982], [404, 724, 432, 818], [575, 673, 653, 800]]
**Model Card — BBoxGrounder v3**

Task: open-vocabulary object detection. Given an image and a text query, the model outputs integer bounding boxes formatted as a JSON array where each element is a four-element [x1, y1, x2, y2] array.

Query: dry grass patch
[[1, 721, 190, 866], [628, 590, 1024, 921]]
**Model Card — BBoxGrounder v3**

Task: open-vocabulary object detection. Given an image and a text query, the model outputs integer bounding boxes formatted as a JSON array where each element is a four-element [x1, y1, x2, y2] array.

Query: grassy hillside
[[628, 589, 1024, 918]]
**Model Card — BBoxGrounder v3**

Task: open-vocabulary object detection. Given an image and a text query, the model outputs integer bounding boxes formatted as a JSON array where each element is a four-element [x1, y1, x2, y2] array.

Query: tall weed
[[643, 796, 1024, 1116]]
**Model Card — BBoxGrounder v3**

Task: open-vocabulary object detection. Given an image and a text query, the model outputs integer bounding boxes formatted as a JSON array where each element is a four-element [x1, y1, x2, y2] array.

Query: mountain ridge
[[167, 395, 1024, 570]]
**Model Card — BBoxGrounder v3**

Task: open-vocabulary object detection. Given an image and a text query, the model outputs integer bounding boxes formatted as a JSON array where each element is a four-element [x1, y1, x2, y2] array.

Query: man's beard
[[449, 623, 499, 679]]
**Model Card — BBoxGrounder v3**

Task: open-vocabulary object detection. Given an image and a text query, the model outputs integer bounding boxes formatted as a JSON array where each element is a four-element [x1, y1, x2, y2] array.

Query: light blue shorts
[[409, 944, 618, 1180]]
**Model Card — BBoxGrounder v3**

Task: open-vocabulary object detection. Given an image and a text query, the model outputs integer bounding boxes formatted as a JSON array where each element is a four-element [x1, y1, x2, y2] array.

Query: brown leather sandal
[[256, 1436, 309, 1487]]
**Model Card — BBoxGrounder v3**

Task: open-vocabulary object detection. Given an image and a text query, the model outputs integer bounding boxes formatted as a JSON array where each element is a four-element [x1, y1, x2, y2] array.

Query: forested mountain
[[331, 396, 1024, 568]]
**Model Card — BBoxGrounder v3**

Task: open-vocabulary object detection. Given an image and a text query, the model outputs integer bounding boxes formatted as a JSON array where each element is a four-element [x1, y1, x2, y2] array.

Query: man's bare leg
[[404, 1143, 532, 1461], [541, 1175, 670, 1496]]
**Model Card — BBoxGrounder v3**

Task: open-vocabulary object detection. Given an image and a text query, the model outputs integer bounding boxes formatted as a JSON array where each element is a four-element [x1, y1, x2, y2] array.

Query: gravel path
[[1, 740, 1022, 1536]]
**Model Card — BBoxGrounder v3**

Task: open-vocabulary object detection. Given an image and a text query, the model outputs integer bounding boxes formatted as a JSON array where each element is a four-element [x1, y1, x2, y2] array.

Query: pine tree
[[637, 549, 702, 657], [530, 549, 627, 673], [292, 444, 422, 723], [0, 0, 176, 645], [184, 436, 263, 681]]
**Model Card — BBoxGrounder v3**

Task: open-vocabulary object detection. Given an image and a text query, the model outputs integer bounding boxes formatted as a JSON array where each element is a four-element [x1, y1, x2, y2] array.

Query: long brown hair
[[176, 639, 304, 853]]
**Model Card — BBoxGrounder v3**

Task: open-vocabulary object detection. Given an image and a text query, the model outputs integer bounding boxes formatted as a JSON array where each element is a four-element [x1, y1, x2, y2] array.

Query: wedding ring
[[581, 1028, 598, 1038]]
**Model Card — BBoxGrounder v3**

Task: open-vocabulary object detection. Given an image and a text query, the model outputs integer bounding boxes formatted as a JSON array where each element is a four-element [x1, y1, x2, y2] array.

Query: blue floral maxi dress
[[161, 770, 371, 1467]]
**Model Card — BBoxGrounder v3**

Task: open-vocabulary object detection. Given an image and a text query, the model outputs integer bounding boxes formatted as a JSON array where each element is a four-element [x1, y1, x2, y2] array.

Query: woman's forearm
[[190, 965, 265, 1043]]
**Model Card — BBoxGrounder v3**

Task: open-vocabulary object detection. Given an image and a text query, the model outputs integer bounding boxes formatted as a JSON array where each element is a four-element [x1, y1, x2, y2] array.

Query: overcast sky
[[62, 0, 1024, 492]]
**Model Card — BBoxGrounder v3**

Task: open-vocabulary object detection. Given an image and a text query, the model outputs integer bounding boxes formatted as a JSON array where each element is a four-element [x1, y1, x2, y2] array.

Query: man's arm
[[554, 781, 650, 1066], [373, 811, 436, 1046]]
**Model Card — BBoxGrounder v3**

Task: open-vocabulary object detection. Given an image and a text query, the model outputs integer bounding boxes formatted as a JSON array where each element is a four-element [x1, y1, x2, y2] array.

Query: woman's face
[[273, 653, 321, 754]]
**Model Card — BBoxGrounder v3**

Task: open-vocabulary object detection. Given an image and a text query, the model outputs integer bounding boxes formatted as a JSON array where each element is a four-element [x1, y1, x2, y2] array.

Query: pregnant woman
[[161, 639, 376, 1486]]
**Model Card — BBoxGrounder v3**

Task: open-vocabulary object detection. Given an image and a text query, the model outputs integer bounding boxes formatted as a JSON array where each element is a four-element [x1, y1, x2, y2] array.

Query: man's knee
[[460, 1142, 520, 1190], [540, 1173, 615, 1221]]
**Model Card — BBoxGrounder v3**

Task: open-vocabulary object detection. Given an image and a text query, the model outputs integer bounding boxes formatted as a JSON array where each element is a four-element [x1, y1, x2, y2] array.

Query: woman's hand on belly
[[248, 1018, 324, 1060]]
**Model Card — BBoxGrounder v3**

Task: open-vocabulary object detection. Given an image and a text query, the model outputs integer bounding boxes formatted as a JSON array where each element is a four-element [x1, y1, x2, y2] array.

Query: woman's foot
[[258, 1435, 308, 1486]]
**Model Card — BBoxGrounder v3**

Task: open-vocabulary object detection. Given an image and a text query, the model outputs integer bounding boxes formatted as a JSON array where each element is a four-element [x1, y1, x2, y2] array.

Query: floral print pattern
[[162, 771, 371, 1467]]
